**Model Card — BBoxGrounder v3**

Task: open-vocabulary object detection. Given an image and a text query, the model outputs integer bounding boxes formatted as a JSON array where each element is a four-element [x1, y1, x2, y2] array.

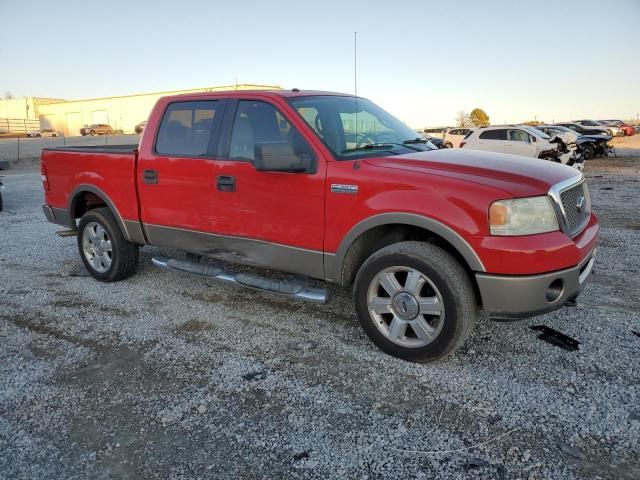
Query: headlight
[[489, 196, 559, 235]]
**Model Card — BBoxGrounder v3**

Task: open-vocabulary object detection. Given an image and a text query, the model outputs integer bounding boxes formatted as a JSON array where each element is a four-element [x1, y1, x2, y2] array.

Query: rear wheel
[[353, 241, 476, 362], [77, 207, 139, 282], [582, 145, 594, 160], [90, 130, 96, 136], [444, 142, 453, 148]]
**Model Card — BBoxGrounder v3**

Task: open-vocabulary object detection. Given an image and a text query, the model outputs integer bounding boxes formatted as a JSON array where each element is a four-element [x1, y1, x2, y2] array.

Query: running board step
[[56, 229, 78, 237], [151, 256, 327, 303]]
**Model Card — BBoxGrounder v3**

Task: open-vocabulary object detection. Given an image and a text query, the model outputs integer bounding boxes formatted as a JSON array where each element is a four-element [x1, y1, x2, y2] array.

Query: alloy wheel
[[367, 266, 445, 348], [82, 221, 113, 273]]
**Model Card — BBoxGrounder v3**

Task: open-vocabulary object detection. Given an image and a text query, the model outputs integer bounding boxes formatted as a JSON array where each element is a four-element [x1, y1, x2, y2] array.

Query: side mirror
[[530, 136, 537, 143], [254, 142, 314, 173]]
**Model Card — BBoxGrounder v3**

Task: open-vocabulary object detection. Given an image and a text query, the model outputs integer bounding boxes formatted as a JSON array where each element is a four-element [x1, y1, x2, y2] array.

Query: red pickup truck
[[41, 90, 599, 362]]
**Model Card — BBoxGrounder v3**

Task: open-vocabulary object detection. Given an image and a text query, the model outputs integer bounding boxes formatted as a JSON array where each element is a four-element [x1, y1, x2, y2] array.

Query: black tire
[[90, 130, 96, 136], [353, 241, 476, 362], [444, 142, 453, 148], [77, 207, 139, 282], [582, 145, 594, 161]]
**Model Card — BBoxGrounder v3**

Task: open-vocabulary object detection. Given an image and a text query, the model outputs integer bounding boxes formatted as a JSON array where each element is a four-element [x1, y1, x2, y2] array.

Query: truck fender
[[325, 212, 486, 284], [68, 184, 146, 244]]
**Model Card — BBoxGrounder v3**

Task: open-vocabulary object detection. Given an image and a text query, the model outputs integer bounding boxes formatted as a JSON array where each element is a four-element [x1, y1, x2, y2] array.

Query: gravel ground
[[0, 157, 639, 479]]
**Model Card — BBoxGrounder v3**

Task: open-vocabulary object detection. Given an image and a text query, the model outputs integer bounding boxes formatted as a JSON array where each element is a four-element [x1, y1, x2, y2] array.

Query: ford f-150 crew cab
[[41, 90, 599, 362]]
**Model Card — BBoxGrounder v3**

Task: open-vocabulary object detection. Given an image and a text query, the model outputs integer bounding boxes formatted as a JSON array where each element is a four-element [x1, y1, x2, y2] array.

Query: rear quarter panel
[[42, 149, 139, 222]]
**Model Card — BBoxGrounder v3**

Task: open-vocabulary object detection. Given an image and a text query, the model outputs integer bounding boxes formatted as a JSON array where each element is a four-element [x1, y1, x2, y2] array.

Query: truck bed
[[41, 145, 141, 230]]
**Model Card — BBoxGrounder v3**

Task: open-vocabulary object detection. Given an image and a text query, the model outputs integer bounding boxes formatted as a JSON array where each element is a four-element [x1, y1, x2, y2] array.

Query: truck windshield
[[288, 95, 435, 160]]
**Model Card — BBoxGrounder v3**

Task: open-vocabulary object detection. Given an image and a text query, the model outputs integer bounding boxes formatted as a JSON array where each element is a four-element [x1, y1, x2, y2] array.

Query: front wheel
[[353, 241, 476, 362], [77, 207, 139, 282]]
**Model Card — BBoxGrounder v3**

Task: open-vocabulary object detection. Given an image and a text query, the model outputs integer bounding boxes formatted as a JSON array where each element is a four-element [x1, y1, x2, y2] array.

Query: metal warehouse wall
[[34, 84, 281, 136]]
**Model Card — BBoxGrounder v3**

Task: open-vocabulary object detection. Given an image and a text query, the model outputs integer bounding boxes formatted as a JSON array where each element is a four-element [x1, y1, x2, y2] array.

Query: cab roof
[[161, 89, 354, 101]]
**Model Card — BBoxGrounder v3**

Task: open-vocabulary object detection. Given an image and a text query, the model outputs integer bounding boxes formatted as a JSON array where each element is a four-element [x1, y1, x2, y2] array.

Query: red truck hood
[[364, 149, 580, 197]]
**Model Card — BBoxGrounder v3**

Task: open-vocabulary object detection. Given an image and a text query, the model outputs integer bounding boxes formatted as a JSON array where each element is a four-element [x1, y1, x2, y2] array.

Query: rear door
[[475, 129, 508, 152], [137, 99, 227, 242]]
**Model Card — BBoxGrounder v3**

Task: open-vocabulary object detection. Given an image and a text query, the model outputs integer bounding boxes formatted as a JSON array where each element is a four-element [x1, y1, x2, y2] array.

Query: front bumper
[[476, 248, 596, 319]]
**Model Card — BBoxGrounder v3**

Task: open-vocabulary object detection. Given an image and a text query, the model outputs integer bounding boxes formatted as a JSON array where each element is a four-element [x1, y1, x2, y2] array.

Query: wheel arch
[[68, 185, 144, 244], [326, 213, 485, 287]]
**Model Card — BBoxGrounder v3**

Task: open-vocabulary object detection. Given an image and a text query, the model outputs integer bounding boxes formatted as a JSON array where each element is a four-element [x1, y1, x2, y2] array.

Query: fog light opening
[[546, 279, 564, 303]]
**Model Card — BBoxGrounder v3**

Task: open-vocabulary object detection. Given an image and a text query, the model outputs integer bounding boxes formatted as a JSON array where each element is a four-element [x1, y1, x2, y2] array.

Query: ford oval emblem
[[576, 196, 586, 212]]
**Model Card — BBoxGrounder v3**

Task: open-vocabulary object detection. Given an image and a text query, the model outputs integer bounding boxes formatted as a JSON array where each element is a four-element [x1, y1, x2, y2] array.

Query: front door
[[505, 129, 537, 157], [207, 98, 326, 278]]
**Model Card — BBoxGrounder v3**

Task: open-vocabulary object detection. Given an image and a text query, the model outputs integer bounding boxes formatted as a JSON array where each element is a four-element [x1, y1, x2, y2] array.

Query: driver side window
[[508, 129, 529, 142], [229, 100, 313, 162]]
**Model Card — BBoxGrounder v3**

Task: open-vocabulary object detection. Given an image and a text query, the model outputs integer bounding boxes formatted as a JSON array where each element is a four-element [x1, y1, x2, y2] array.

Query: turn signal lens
[[489, 203, 508, 226]]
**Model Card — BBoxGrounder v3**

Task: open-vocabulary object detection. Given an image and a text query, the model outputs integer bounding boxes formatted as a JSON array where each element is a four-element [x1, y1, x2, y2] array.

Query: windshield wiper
[[403, 137, 429, 144], [341, 144, 398, 154]]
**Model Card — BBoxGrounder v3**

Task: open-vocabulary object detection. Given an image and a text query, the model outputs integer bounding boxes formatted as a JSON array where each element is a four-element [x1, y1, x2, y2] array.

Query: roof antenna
[[353, 31, 360, 170]]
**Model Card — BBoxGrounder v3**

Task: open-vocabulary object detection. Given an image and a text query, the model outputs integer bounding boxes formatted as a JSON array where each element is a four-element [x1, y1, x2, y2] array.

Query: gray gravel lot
[[1, 158, 639, 479]]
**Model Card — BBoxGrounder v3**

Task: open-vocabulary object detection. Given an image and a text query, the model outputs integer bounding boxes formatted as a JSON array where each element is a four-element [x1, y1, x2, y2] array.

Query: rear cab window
[[155, 101, 222, 156]]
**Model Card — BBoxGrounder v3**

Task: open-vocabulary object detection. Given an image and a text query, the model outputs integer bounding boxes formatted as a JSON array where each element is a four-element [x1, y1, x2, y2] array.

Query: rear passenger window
[[479, 129, 507, 140], [156, 101, 219, 156], [229, 100, 314, 162]]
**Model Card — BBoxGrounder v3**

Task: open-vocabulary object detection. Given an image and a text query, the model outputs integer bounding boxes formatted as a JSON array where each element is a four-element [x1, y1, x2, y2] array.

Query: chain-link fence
[[0, 134, 140, 166]]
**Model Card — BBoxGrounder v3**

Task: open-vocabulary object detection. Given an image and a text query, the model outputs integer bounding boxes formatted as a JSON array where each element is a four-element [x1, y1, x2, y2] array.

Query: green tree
[[469, 108, 490, 127]]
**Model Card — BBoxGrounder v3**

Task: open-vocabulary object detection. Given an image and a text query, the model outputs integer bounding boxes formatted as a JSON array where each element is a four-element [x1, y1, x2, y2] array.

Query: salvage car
[[27, 129, 60, 138], [41, 90, 598, 362], [573, 119, 622, 137], [554, 123, 613, 157], [443, 127, 474, 148], [134, 121, 147, 134], [600, 120, 635, 137], [460, 125, 583, 170], [80, 124, 114, 136], [536, 125, 600, 160]]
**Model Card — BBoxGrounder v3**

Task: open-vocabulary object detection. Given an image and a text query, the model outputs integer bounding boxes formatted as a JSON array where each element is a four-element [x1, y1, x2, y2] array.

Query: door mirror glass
[[530, 135, 537, 143], [254, 142, 312, 173]]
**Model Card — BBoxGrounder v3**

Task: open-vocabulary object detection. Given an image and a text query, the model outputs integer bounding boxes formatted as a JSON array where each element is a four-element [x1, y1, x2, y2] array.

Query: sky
[[1, 0, 639, 127]]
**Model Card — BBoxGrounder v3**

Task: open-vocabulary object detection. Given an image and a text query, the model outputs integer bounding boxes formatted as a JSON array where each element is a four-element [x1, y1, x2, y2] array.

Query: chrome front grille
[[552, 178, 591, 237]]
